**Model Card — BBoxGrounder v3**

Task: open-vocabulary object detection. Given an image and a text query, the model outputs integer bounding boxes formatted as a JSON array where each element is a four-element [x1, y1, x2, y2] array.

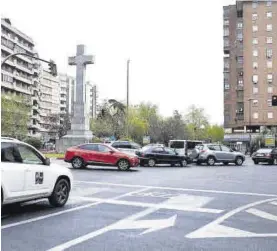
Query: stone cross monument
[[57, 45, 94, 152]]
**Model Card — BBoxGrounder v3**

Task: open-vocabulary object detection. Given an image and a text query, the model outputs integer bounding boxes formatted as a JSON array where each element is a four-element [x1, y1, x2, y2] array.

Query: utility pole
[[126, 59, 130, 138]]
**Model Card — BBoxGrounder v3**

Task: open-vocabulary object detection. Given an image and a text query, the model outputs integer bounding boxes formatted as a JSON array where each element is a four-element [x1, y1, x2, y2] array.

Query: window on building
[[238, 79, 243, 86], [253, 62, 258, 69], [237, 57, 243, 64], [267, 61, 273, 68], [267, 24, 273, 31], [253, 49, 258, 57], [253, 75, 258, 83], [268, 74, 273, 84], [268, 112, 273, 119], [253, 100, 258, 106], [252, 2, 258, 8], [266, 49, 273, 59], [224, 28, 229, 36], [252, 13, 258, 21], [267, 1, 272, 7], [267, 12, 272, 18], [237, 33, 243, 41], [237, 22, 243, 29], [224, 20, 229, 25], [253, 87, 258, 94], [267, 37, 273, 44], [253, 113, 259, 119], [268, 86, 273, 93], [253, 25, 258, 32], [224, 84, 230, 90], [224, 60, 230, 69], [268, 99, 272, 107], [252, 38, 258, 45], [224, 39, 229, 47]]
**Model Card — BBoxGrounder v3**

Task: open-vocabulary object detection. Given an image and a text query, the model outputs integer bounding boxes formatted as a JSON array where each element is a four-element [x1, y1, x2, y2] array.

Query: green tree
[[1, 94, 30, 139], [184, 105, 209, 140], [206, 125, 224, 142]]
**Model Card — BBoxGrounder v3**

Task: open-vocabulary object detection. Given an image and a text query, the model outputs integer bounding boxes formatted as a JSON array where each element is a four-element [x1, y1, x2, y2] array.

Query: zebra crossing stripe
[[246, 208, 277, 222]]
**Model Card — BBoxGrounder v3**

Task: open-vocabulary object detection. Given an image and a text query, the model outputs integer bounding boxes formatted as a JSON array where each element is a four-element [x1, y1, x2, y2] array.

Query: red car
[[64, 143, 139, 171]]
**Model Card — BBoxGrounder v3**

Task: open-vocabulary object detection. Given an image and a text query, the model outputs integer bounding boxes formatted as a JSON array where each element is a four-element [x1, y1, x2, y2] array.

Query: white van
[[169, 140, 203, 156]]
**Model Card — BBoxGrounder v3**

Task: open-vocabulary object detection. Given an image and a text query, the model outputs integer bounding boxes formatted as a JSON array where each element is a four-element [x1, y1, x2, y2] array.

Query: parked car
[[191, 144, 245, 166], [1, 138, 73, 207], [252, 148, 277, 165], [111, 141, 141, 156], [136, 146, 192, 167], [64, 143, 139, 171]]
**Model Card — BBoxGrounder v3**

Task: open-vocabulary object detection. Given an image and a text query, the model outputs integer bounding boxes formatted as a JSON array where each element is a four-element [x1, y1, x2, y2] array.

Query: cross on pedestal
[[67, 44, 95, 134], [68, 45, 94, 105]]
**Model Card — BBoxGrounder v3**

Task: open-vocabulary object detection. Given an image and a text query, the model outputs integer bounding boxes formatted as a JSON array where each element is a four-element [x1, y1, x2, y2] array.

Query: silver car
[[191, 144, 245, 166]]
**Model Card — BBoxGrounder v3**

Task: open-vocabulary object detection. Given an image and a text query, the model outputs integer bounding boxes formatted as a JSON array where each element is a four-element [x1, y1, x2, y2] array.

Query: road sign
[[265, 136, 275, 147], [143, 136, 150, 144]]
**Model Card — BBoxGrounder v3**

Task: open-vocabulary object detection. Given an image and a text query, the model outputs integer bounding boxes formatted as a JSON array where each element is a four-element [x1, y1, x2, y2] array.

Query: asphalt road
[[2, 157, 277, 251]]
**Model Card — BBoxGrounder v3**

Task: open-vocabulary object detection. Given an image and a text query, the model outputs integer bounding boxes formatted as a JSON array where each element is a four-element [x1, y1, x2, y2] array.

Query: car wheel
[[207, 157, 215, 166], [49, 179, 70, 207], [117, 159, 130, 171], [254, 160, 259, 165], [223, 162, 229, 166], [269, 160, 274, 165], [235, 157, 243, 166], [180, 159, 187, 167], [148, 159, 156, 167], [71, 157, 84, 169], [196, 160, 201, 165], [171, 163, 175, 167]]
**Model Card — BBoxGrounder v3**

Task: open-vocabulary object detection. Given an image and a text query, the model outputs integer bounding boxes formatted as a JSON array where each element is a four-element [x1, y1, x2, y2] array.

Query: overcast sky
[[2, 0, 235, 124]]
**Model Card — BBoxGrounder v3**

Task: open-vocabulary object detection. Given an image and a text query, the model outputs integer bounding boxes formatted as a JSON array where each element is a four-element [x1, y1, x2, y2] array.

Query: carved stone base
[[56, 133, 93, 153]]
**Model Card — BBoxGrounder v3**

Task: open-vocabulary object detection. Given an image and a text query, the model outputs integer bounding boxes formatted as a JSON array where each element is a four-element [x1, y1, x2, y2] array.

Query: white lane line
[[246, 208, 277, 222], [71, 196, 223, 214], [270, 201, 277, 206], [186, 198, 277, 238], [75, 180, 277, 197], [1, 187, 149, 230]]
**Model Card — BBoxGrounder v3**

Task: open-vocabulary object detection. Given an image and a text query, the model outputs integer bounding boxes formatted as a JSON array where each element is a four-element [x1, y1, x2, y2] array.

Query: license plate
[[256, 154, 263, 157]]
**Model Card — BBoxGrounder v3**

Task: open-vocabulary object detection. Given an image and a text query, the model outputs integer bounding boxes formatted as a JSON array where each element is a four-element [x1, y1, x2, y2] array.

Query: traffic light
[[272, 95, 277, 106], [48, 60, 57, 77]]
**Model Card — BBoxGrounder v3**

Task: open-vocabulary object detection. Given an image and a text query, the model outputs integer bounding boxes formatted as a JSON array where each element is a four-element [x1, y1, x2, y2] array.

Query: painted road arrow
[[113, 214, 177, 235]]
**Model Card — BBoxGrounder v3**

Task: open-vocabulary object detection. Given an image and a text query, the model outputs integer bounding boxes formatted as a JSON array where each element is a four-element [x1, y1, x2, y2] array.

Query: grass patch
[[44, 153, 65, 159]]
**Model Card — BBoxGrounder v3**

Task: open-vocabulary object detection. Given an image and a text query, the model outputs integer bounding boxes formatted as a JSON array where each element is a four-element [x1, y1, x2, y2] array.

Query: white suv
[[1, 138, 73, 207]]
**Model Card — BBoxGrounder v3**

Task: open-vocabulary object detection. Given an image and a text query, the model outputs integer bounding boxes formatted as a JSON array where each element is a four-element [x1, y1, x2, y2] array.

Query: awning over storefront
[[224, 134, 250, 142]]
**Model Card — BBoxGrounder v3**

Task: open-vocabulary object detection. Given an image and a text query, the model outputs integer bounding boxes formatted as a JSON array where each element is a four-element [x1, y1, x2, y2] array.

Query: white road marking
[[246, 208, 277, 222], [270, 201, 277, 206], [72, 194, 223, 214], [186, 198, 277, 238], [47, 192, 218, 250], [1, 187, 149, 230], [75, 180, 277, 197]]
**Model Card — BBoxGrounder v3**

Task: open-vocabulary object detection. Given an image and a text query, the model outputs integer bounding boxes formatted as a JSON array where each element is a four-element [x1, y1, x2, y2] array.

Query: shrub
[[24, 137, 42, 150]]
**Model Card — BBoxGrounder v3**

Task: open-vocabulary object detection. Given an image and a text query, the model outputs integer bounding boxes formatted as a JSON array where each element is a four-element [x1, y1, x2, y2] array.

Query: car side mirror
[[110, 150, 115, 154], [45, 157, 50, 166]]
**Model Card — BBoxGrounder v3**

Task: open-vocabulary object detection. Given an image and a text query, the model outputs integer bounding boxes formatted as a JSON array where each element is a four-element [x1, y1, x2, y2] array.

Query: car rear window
[[195, 145, 204, 150], [257, 148, 272, 153]]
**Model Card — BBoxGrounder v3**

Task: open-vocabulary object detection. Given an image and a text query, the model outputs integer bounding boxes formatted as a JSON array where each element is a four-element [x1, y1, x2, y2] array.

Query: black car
[[136, 146, 191, 167], [252, 148, 277, 165]]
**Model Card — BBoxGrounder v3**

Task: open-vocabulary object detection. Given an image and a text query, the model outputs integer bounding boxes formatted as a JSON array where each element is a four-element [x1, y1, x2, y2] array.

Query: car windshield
[[195, 145, 204, 150]]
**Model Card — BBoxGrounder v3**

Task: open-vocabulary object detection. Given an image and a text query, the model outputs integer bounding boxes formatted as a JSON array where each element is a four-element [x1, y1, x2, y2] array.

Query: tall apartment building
[[1, 18, 41, 137], [39, 69, 60, 141], [86, 81, 98, 119], [223, 0, 277, 147]]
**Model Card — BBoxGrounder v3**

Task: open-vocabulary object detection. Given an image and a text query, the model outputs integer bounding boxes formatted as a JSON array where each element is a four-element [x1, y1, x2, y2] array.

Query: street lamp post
[[126, 59, 130, 138], [1, 53, 57, 76]]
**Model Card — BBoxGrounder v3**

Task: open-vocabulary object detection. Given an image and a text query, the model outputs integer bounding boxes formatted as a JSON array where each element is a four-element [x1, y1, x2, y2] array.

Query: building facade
[[223, 0, 277, 148], [1, 18, 41, 137], [39, 69, 61, 141]]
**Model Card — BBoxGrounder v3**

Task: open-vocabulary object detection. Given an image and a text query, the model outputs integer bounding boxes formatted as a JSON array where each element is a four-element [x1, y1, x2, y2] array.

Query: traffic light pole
[[1, 53, 57, 76]]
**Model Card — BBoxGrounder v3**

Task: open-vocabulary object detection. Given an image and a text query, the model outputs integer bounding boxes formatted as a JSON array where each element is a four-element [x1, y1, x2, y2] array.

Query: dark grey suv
[[191, 144, 245, 166]]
